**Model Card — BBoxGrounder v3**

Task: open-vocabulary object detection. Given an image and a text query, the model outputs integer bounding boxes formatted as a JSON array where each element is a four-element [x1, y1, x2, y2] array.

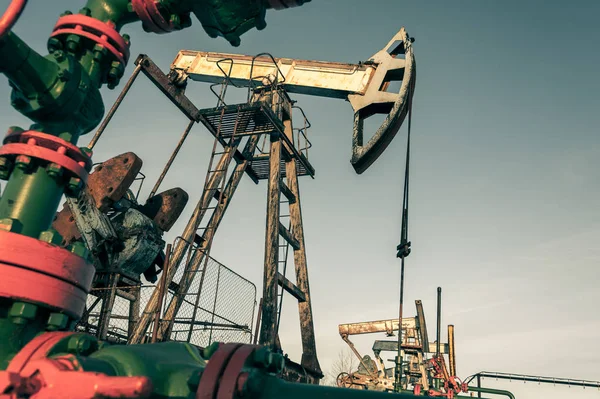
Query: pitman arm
[[170, 28, 416, 173]]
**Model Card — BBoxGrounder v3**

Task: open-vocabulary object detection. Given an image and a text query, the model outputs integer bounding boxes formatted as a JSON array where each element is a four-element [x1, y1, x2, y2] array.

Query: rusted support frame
[[282, 118, 321, 376], [415, 299, 429, 351], [152, 243, 171, 343], [259, 133, 282, 349], [156, 135, 261, 340], [276, 272, 305, 302], [338, 317, 416, 337], [278, 221, 299, 250], [115, 289, 136, 301], [129, 136, 241, 343], [279, 180, 296, 204], [253, 298, 263, 345], [340, 335, 378, 379], [148, 120, 195, 199], [136, 54, 199, 121], [127, 284, 140, 338], [97, 273, 119, 340], [448, 324, 456, 376], [87, 63, 143, 150]]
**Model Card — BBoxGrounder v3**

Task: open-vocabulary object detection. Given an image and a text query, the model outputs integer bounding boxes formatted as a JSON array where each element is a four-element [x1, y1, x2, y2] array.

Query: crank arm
[[348, 28, 416, 174]]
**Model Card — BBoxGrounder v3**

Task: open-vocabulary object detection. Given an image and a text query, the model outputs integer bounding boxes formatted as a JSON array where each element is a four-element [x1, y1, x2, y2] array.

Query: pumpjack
[[0, 1, 430, 398], [337, 288, 466, 397]]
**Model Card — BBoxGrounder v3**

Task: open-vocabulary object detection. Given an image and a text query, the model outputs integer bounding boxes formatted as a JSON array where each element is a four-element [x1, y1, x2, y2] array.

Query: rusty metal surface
[[172, 50, 375, 99], [140, 187, 189, 232], [280, 357, 322, 384], [448, 325, 455, 377], [131, 135, 260, 344], [276, 271, 305, 302], [88, 152, 143, 212], [282, 116, 321, 375], [349, 28, 416, 174], [259, 134, 282, 349], [52, 203, 82, 245], [415, 300, 429, 353], [136, 54, 200, 121], [339, 318, 417, 337]]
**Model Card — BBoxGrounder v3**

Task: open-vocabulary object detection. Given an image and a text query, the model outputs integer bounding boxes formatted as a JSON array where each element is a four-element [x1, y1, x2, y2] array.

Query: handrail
[[247, 52, 286, 102], [465, 371, 600, 390], [467, 386, 515, 399]]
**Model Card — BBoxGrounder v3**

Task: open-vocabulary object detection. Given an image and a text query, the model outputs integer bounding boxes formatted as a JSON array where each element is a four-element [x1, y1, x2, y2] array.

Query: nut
[[46, 163, 64, 179], [9, 302, 38, 321], [39, 229, 64, 245], [0, 218, 20, 232], [47, 312, 69, 331], [67, 334, 98, 356], [65, 177, 84, 197], [69, 241, 89, 259], [14, 155, 32, 171]]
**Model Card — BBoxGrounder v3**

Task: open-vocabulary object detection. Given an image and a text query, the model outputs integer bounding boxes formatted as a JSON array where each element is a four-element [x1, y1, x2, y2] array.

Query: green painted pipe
[[468, 386, 516, 399]]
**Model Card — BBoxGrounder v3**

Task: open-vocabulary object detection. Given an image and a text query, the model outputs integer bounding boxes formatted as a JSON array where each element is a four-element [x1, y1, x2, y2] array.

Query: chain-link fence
[[77, 247, 257, 347]]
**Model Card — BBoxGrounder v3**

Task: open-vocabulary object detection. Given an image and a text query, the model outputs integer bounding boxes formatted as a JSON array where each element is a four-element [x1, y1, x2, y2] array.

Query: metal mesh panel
[[76, 249, 256, 347], [160, 246, 257, 347]]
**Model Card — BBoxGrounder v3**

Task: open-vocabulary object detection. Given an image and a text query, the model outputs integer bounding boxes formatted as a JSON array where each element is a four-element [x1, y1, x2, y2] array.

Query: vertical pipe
[[394, 256, 405, 392], [153, 244, 171, 343], [477, 375, 482, 398], [448, 324, 455, 376], [87, 63, 143, 149], [148, 119, 195, 199], [208, 263, 221, 343], [253, 298, 263, 345], [436, 287, 441, 356]]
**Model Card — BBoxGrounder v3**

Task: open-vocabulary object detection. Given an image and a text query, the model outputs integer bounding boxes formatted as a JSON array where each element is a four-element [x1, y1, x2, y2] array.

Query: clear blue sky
[[2, 1, 599, 397]]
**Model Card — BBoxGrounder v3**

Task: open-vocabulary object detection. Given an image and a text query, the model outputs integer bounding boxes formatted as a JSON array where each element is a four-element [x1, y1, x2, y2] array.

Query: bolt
[[252, 347, 273, 369], [0, 218, 20, 232], [60, 10, 73, 17], [255, 17, 267, 31], [229, 37, 241, 47], [47, 37, 63, 53], [122, 34, 131, 47], [58, 69, 71, 82], [69, 241, 89, 260], [47, 312, 69, 331], [6, 126, 24, 136], [10, 96, 28, 110], [67, 334, 98, 356], [0, 157, 13, 180], [65, 35, 81, 53], [169, 14, 181, 30], [9, 302, 38, 325], [268, 353, 285, 373], [108, 61, 124, 80], [202, 342, 221, 360], [14, 155, 31, 171], [65, 177, 83, 197], [39, 229, 64, 245], [181, 14, 192, 29], [79, 7, 91, 16], [46, 163, 64, 179], [53, 50, 66, 62]]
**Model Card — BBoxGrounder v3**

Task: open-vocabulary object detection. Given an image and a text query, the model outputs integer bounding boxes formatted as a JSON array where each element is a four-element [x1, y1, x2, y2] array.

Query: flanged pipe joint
[[0, 337, 422, 399]]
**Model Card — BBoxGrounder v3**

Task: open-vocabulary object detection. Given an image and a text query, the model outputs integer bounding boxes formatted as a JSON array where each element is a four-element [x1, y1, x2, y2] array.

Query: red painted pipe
[[0, 0, 27, 39]]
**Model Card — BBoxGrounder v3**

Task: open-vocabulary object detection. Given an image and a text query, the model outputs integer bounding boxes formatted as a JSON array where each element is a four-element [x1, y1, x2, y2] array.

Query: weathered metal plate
[[139, 187, 189, 232], [88, 152, 143, 211]]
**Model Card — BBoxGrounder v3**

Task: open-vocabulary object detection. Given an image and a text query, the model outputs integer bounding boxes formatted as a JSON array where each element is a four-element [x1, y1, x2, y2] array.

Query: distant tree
[[323, 347, 358, 386]]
